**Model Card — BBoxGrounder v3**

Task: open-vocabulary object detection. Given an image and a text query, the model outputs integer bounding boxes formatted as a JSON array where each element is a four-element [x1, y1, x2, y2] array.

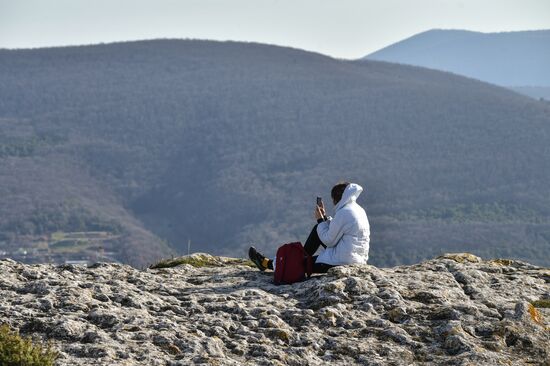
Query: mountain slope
[[1, 40, 550, 267], [364, 29, 550, 98]]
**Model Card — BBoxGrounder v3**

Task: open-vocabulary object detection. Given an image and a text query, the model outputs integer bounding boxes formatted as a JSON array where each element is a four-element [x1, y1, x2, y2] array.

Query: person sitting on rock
[[249, 181, 370, 273]]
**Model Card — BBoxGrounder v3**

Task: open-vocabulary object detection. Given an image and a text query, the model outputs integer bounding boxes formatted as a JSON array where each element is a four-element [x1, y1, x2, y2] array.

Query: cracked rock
[[0, 254, 548, 365]]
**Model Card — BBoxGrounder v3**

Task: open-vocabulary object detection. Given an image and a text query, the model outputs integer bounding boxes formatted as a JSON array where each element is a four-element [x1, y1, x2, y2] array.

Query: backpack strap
[[305, 254, 313, 278], [274, 245, 287, 285]]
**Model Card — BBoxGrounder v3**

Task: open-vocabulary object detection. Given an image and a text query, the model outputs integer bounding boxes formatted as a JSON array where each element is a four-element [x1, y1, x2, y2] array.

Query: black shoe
[[248, 246, 266, 271]]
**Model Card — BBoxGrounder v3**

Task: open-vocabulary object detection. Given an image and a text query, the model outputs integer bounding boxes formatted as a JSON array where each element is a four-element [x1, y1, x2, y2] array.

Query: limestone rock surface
[[1, 253, 549, 365]]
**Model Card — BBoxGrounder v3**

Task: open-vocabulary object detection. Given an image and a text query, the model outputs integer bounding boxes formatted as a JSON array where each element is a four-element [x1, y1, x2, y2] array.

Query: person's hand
[[314, 206, 324, 220], [318, 203, 326, 218]]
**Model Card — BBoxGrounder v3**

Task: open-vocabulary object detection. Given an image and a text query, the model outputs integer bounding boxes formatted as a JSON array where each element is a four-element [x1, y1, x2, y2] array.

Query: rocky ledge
[[1, 253, 549, 365]]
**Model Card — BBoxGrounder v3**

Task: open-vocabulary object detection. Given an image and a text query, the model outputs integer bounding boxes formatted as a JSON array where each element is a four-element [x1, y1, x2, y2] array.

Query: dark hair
[[331, 181, 350, 204]]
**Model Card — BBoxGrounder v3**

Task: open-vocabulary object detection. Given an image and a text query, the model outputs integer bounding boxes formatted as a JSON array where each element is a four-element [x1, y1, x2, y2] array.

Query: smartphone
[[316, 197, 323, 207]]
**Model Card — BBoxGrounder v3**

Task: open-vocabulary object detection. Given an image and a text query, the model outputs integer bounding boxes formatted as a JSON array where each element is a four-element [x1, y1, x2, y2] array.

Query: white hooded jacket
[[316, 183, 370, 265]]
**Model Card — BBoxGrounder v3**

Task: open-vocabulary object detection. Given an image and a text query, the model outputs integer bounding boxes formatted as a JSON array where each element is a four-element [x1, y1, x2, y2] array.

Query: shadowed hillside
[[1, 39, 550, 267]]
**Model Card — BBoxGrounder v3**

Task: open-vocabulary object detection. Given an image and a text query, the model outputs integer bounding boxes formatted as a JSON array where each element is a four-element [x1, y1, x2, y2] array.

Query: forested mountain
[[1, 39, 550, 267], [364, 29, 550, 99]]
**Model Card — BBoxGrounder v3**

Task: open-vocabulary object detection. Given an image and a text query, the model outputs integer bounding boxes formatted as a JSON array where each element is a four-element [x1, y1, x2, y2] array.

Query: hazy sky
[[1, 0, 549, 59]]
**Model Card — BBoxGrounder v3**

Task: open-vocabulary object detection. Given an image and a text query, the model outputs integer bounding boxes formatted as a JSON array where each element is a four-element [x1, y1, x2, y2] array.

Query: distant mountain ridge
[[364, 29, 550, 98], [1, 39, 550, 268]]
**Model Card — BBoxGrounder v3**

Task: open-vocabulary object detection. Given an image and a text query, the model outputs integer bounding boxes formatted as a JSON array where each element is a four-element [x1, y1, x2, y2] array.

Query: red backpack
[[274, 242, 313, 285]]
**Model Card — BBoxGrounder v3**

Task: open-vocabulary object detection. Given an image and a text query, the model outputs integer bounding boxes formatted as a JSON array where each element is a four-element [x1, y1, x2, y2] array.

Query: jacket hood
[[334, 183, 363, 212]]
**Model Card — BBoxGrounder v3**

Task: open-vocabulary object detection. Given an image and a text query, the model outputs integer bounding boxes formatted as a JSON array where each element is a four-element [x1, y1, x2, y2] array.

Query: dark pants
[[304, 224, 336, 274]]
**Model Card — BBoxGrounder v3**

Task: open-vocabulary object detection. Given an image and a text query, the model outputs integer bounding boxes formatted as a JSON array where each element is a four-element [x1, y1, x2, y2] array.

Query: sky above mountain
[[1, 0, 549, 59]]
